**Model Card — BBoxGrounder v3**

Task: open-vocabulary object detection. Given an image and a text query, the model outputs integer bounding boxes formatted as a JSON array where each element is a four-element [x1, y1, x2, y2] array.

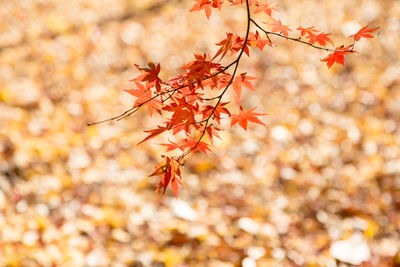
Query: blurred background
[[0, 0, 399, 266]]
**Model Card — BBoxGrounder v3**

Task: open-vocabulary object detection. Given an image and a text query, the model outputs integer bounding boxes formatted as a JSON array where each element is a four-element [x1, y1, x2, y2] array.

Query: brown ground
[[0, 0, 399, 266]]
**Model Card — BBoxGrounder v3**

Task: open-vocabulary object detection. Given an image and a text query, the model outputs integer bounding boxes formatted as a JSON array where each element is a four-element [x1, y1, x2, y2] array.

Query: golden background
[[0, 0, 399, 266]]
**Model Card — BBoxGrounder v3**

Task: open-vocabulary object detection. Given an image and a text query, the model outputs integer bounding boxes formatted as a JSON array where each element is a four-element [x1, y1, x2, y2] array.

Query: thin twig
[[250, 18, 353, 53], [87, 64, 234, 126]]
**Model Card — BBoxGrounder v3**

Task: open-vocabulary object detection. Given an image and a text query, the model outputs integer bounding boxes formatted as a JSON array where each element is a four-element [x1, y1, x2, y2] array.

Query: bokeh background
[[1, 0, 400, 266]]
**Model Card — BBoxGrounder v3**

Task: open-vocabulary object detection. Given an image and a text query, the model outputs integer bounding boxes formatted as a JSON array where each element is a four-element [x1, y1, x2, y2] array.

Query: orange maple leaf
[[167, 98, 197, 132], [124, 82, 161, 117], [232, 73, 257, 98], [315, 33, 334, 46], [253, 1, 278, 16], [182, 53, 220, 88], [248, 31, 271, 50], [150, 156, 183, 198], [205, 125, 221, 144], [231, 106, 267, 131], [138, 125, 168, 145], [321, 45, 353, 68], [131, 63, 163, 92], [201, 102, 230, 124], [270, 19, 292, 37], [190, 0, 223, 19], [297, 26, 318, 37], [159, 139, 185, 152], [348, 25, 379, 41], [213, 33, 234, 60], [184, 136, 212, 155]]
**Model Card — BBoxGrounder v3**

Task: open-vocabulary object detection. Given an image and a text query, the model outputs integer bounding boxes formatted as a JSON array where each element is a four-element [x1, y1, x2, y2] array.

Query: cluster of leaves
[[90, 0, 378, 197]]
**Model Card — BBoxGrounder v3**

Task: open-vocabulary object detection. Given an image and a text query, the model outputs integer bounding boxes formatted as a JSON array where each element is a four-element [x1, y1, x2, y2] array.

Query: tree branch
[[250, 18, 353, 52], [177, 0, 252, 160]]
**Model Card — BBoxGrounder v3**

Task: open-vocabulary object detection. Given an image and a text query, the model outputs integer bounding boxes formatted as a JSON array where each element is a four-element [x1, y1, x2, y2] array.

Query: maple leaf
[[176, 87, 204, 105], [213, 33, 234, 60], [269, 19, 292, 37], [182, 53, 220, 88], [231, 106, 267, 130], [348, 25, 379, 41], [159, 139, 185, 152], [184, 136, 212, 155], [169, 121, 202, 135], [124, 82, 161, 117], [201, 102, 231, 124], [202, 73, 232, 90], [232, 73, 257, 98], [248, 31, 272, 50], [150, 156, 183, 198], [216, 34, 251, 57], [216, 73, 233, 89], [205, 126, 222, 144], [138, 125, 168, 144], [314, 33, 334, 46], [190, 0, 223, 19], [167, 98, 197, 132], [253, 1, 278, 17], [165, 73, 187, 89], [321, 45, 353, 68], [296, 27, 333, 46], [131, 63, 163, 92], [297, 26, 318, 37]]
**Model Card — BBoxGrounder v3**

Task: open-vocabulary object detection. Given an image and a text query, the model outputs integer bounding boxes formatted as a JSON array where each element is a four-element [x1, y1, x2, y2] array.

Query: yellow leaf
[[364, 219, 379, 239], [164, 248, 183, 267]]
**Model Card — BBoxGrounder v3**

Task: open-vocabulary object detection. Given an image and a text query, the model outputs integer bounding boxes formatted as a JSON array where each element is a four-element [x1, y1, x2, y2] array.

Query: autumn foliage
[[89, 0, 378, 198]]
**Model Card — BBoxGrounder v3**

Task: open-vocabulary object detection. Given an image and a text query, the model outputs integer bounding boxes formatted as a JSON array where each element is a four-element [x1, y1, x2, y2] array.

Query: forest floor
[[1, 0, 399, 266]]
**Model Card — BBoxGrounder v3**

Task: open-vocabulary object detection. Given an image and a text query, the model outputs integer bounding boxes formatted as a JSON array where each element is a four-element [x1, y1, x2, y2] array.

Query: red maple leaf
[[150, 156, 183, 198], [201, 102, 231, 124], [321, 45, 353, 68], [314, 33, 334, 46], [297, 26, 318, 37], [202, 73, 232, 90], [131, 63, 163, 92], [176, 86, 204, 105], [253, 1, 278, 16], [248, 31, 272, 50], [166, 98, 197, 132], [231, 106, 267, 130], [124, 82, 161, 117], [213, 33, 234, 60], [270, 19, 292, 37], [205, 125, 221, 144], [232, 73, 257, 98], [159, 139, 185, 152], [297, 27, 333, 46], [348, 25, 379, 41], [182, 53, 220, 88], [189, 0, 223, 19], [226, 34, 251, 57], [138, 125, 168, 145], [184, 136, 212, 155]]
